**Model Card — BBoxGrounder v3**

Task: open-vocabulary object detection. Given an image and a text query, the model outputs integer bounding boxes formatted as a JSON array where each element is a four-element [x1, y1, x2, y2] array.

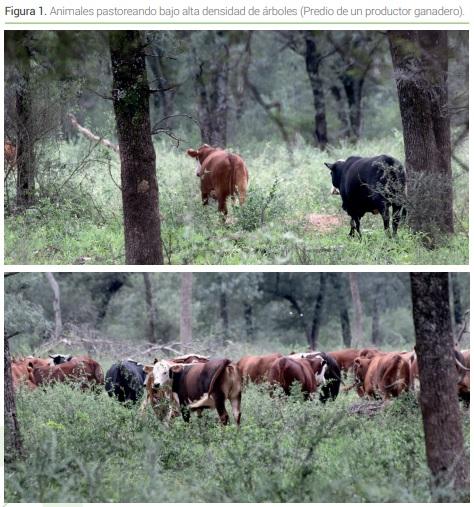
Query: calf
[[105, 360, 146, 403], [150, 358, 242, 425], [325, 155, 406, 237], [187, 144, 249, 215]]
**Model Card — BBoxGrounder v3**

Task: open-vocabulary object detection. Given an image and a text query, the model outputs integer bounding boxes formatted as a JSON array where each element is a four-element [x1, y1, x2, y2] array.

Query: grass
[[4, 134, 469, 265], [5, 376, 469, 502]]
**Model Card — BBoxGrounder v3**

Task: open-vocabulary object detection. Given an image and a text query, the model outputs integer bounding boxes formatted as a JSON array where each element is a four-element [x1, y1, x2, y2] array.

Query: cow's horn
[[455, 358, 470, 371]]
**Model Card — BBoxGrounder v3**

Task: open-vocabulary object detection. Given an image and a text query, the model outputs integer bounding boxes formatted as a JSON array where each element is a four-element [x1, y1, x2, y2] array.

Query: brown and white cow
[[268, 356, 326, 399], [187, 144, 249, 215], [353, 352, 411, 400], [29, 356, 104, 388], [237, 353, 283, 384], [150, 358, 242, 425]]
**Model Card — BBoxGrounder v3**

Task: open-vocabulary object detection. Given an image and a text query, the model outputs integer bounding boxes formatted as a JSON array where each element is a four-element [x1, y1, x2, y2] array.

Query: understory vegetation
[[4, 135, 469, 265], [5, 378, 469, 503]]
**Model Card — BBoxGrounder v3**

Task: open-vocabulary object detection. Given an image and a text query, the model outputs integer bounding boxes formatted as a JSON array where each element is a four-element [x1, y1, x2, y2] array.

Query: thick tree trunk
[[180, 273, 193, 346], [450, 272, 463, 330], [340, 76, 364, 141], [304, 34, 328, 149], [410, 273, 468, 499], [349, 273, 363, 346], [15, 62, 35, 208], [389, 31, 453, 242], [4, 332, 23, 461], [109, 31, 163, 264], [46, 272, 63, 340], [309, 273, 327, 350], [143, 273, 158, 343]]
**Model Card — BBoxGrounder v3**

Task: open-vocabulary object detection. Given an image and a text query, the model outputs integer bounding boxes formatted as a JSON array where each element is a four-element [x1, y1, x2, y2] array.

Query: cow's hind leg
[[392, 204, 403, 236], [217, 194, 228, 216], [230, 392, 242, 425], [380, 204, 391, 236]]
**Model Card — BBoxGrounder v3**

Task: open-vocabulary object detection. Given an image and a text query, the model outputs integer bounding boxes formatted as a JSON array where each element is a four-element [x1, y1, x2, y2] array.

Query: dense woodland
[[4, 30, 469, 264], [4, 272, 470, 502], [4, 272, 470, 355]]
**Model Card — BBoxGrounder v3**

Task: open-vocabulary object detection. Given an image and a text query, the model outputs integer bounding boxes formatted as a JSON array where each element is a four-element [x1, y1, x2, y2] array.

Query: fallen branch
[[68, 113, 119, 153]]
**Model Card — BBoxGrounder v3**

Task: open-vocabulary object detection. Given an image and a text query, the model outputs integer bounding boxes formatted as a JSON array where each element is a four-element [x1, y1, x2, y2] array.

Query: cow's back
[[238, 353, 282, 383]]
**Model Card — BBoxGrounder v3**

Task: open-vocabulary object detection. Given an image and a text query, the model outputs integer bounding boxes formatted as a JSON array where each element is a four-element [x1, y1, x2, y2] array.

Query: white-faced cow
[[325, 155, 406, 237]]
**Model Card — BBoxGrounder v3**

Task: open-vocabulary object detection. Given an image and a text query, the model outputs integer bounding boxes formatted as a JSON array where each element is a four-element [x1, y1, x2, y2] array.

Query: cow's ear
[[354, 358, 361, 366], [144, 365, 153, 373], [187, 148, 199, 158], [324, 162, 334, 170], [66, 355, 73, 362], [28, 362, 34, 369]]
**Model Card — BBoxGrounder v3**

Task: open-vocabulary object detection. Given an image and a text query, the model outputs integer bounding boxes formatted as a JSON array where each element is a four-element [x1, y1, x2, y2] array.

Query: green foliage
[[4, 136, 468, 265], [5, 382, 469, 502]]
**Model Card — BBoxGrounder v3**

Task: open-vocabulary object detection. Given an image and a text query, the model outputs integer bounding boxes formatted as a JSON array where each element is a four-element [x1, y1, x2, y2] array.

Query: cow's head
[[324, 159, 346, 195], [187, 144, 214, 177], [353, 357, 371, 383], [48, 354, 72, 365], [149, 359, 174, 388]]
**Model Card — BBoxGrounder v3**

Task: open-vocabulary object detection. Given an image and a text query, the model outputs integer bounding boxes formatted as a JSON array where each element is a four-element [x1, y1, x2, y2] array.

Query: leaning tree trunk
[[4, 332, 23, 462], [46, 272, 63, 340], [143, 273, 158, 343], [109, 31, 163, 264], [304, 33, 328, 149], [410, 272, 468, 499], [389, 31, 453, 243], [180, 273, 193, 346]]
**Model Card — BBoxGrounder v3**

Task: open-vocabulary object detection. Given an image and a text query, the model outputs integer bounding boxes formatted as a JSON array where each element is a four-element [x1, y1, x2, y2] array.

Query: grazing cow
[[237, 353, 283, 383], [187, 144, 249, 215], [11, 360, 37, 390], [150, 358, 242, 425], [290, 351, 341, 402], [269, 356, 326, 399], [29, 357, 104, 388], [105, 360, 146, 403], [353, 353, 411, 400], [325, 155, 406, 237]]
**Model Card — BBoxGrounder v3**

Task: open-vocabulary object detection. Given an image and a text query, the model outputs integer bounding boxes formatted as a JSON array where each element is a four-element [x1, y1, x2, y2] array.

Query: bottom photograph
[[4, 272, 470, 503]]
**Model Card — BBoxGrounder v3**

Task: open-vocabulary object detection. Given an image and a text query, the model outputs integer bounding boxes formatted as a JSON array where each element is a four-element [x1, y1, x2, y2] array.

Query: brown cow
[[4, 141, 17, 167], [353, 353, 411, 400], [29, 357, 104, 388], [187, 144, 249, 215], [327, 348, 362, 373], [268, 356, 326, 399], [459, 349, 470, 407], [237, 353, 283, 383], [150, 358, 242, 425], [11, 360, 37, 390]]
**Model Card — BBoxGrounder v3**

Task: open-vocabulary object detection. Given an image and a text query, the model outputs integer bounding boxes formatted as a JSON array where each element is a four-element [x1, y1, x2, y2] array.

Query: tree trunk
[[4, 331, 23, 462], [15, 54, 35, 208], [194, 32, 229, 146], [45, 272, 62, 340], [389, 31, 453, 243], [109, 31, 163, 264], [309, 273, 327, 350], [450, 272, 463, 330], [304, 33, 328, 149], [330, 85, 350, 138], [371, 296, 381, 346], [180, 273, 193, 346], [410, 273, 468, 499], [340, 75, 364, 141], [244, 302, 254, 341], [331, 274, 352, 347], [148, 52, 176, 128], [349, 273, 363, 346], [220, 279, 229, 344], [143, 273, 158, 343]]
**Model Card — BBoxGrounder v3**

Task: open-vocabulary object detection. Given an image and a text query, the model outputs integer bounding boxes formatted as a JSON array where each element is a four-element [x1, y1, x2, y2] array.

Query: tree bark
[[143, 273, 158, 343], [410, 273, 468, 499], [450, 272, 463, 329], [4, 331, 23, 461], [109, 31, 163, 264], [371, 296, 381, 346], [389, 31, 453, 242], [331, 274, 352, 347], [180, 273, 193, 346], [309, 273, 327, 350], [304, 33, 328, 149], [244, 302, 254, 341], [349, 273, 363, 346], [45, 272, 63, 340], [219, 277, 229, 344]]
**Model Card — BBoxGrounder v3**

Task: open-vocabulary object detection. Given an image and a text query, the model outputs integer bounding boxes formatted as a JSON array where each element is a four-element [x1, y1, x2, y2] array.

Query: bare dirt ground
[[305, 213, 344, 232]]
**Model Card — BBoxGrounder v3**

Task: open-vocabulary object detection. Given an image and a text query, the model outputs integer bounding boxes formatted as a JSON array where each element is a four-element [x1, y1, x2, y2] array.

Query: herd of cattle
[[11, 346, 470, 425]]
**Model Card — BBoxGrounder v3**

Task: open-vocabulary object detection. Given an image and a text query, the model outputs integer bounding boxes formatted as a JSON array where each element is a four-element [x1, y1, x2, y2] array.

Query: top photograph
[[4, 30, 468, 265]]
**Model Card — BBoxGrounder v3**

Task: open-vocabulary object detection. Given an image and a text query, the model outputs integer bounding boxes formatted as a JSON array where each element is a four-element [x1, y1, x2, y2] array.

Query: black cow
[[105, 360, 146, 403], [325, 155, 406, 237]]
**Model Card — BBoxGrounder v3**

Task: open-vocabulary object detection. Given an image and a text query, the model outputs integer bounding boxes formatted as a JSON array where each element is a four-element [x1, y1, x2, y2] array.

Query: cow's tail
[[188, 359, 232, 409], [383, 355, 410, 393], [228, 154, 247, 206]]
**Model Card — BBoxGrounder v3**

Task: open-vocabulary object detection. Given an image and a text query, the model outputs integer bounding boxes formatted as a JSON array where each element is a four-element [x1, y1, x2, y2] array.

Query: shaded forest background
[[5, 272, 470, 357]]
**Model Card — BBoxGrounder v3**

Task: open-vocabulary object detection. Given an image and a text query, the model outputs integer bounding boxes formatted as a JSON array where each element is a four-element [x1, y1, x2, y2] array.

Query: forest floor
[[5, 368, 469, 502], [4, 136, 469, 265]]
